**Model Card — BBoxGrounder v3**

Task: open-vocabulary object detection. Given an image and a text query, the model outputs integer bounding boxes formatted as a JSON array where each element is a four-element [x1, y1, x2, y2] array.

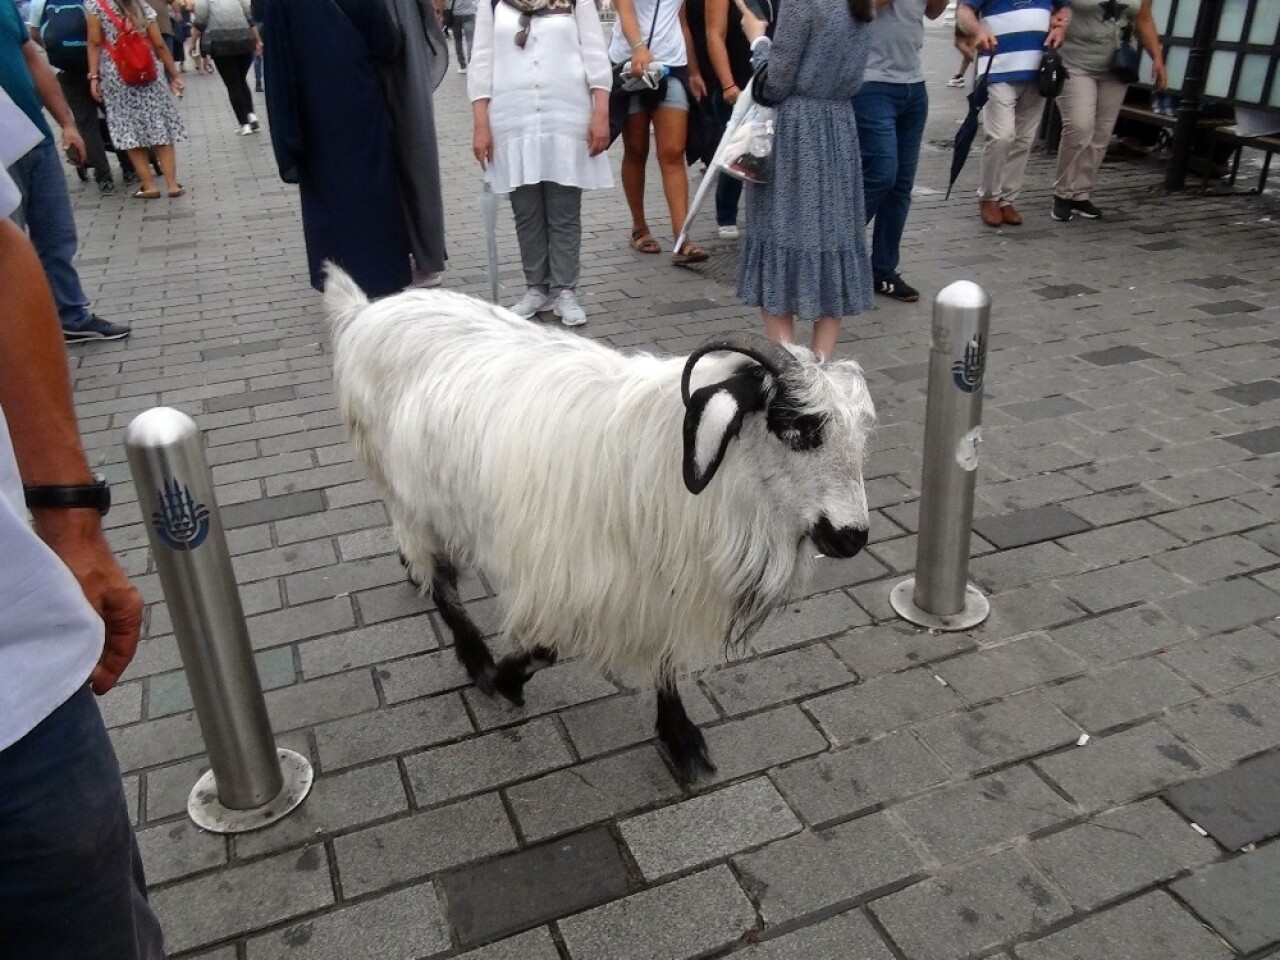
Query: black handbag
[[1036, 49, 1068, 98], [608, 0, 663, 143], [207, 28, 256, 58], [1109, 25, 1140, 84]]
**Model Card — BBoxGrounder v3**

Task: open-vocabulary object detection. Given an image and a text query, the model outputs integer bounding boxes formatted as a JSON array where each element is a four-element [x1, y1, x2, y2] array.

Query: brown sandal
[[629, 228, 661, 254], [671, 241, 708, 266]]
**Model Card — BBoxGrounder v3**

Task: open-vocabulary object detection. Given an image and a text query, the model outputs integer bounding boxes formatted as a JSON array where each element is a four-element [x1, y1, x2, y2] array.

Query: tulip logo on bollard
[[152, 476, 211, 550], [951, 332, 987, 394]]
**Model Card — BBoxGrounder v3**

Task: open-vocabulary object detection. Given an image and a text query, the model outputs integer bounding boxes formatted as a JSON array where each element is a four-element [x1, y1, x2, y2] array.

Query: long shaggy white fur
[[323, 266, 875, 686]]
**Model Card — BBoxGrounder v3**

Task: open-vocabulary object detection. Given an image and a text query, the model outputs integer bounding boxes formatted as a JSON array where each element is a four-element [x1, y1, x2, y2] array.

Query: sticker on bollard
[[152, 477, 212, 550], [951, 332, 987, 393]]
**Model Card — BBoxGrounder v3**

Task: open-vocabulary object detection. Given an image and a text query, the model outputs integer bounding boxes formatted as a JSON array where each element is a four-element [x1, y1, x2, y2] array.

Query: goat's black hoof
[[491, 662, 528, 707], [472, 662, 498, 697], [398, 552, 424, 588], [657, 723, 716, 783]]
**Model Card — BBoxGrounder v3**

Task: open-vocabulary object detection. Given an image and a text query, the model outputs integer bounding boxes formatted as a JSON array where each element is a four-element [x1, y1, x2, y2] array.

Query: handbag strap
[[98, 0, 133, 34], [644, 0, 660, 49]]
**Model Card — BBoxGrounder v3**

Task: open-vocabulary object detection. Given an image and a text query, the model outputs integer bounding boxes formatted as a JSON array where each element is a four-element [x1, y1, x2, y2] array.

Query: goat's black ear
[[682, 372, 767, 494]]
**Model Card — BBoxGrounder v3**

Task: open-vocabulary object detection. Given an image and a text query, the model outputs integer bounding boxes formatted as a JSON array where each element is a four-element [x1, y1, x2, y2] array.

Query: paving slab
[[932, 634, 1084, 704], [972, 505, 1093, 550], [828, 623, 976, 679], [1159, 578, 1280, 636], [805, 669, 961, 745], [1166, 748, 1280, 850], [695, 704, 830, 788], [742, 910, 896, 960], [701, 644, 855, 716], [1045, 656, 1200, 732], [1171, 840, 1280, 954], [452, 928, 561, 960], [915, 690, 1082, 774], [1159, 625, 1280, 693], [1166, 679, 1280, 764]]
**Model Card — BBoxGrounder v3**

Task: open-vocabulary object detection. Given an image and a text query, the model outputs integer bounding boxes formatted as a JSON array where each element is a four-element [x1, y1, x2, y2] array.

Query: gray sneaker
[[509, 289, 552, 318], [63, 314, 131, 342], [552, 289, 587, 327]]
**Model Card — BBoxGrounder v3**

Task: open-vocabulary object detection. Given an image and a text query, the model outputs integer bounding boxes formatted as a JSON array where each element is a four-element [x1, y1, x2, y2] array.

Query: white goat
[[323, 266, 875, 778]]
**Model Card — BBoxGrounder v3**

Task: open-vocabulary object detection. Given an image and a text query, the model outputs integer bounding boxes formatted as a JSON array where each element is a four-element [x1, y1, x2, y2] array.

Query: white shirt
[[468, 0, 613, 195], [608, 0, 687, 67], [0, 91, 105, 752]]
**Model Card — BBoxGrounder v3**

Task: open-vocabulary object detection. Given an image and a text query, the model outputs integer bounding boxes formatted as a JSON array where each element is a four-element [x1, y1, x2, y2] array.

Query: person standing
[[250, 0, 264, 89], [451, 0, 476, 73], [957, 0, 1069, 227], [735, 0, 874, 360], [853, 0, 946, 303], [470, 0, 612, 325], [193, 0, 262, 134], [1051, 0, 1165, 221]]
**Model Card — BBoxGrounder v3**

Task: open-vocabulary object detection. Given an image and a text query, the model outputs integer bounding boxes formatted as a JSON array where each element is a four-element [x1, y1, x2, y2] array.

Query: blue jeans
[[7, 139, 93, 331], [709, 90, 743, 227], [0, 687, 166, 960], [853, 80, 928, 283]]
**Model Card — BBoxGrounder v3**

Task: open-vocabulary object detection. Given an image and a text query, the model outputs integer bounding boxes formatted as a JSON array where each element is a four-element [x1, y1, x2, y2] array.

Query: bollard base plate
[[890, 578, 990, 632], [188, 749, 314, 834]]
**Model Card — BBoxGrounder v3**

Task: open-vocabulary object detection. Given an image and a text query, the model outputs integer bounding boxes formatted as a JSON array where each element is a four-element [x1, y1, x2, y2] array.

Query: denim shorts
[[627, 75, 690, 114]]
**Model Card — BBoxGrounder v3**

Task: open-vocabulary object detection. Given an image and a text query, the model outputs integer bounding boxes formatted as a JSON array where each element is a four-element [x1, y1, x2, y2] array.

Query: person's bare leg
[[811, 317, 841, 360], [126, 149, 157, 194], [621, 112, 652, 238], [762, 309, 796, 347], [153, 144, 179, 194], [652, 106, 690, 242]]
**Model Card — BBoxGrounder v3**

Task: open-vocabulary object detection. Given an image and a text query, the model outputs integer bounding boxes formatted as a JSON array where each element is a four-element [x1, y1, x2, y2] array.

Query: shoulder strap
[[97, 0, 130, 31], [645, 0, 659, 46]]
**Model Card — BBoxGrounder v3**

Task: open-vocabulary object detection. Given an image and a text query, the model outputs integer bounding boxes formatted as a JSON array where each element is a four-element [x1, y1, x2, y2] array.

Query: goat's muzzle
[[811, 518, 868, 559]]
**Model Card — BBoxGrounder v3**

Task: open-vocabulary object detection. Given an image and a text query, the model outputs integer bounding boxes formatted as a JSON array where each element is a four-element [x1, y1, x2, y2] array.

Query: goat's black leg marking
[[492, 645, 558, 707], [655, 682, 715, 782], [399, 551, 423, 588], [431, 557, 497, 695]]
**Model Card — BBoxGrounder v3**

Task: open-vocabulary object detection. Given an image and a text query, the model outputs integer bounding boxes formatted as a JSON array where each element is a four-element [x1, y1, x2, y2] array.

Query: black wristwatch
[[24, 473, 112, 516]]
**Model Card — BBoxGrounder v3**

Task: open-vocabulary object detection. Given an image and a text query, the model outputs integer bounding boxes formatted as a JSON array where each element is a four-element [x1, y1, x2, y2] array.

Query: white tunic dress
[[467, 0, 613, 195]]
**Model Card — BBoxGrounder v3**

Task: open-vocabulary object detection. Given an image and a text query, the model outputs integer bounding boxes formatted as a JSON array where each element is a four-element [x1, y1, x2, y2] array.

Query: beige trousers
[[1054, 66, 1129, 200], [979, 81, 1045, 205]]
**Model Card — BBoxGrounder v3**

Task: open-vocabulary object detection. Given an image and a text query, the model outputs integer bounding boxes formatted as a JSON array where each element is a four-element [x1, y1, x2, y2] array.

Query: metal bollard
[[890, 281, 992, 631], [125, 408, 313, 833]]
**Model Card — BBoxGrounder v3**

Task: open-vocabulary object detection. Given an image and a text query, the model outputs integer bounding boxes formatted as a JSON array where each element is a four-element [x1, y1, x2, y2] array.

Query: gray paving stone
[[1050, 604, 1195, 666], [1055, 558, 1190, 613], [149, 847, 335, 953], [442, 827, 632, 947], [806, 669, 961, 745], [403, 716, 574, 806], [205, 385, 298, 414], [702, 645, 855, 716], [1026, 798, 1218, 910], [453, 928, 560, 960], [1046, 656, 1201, 732], [247, 885, 451, 960], [742, 910, 895, 960], [872, 849, 1071, 960], [916, 690, 1082, 773], [1057, 519, 1185, 568], [561, 684, 718, 758], [1079, 345, 1159, 366], [897, 765, 1076, 864], [313, 693, 473, 771], [464, 661, 619, 730], [275, 501, 387, 546], [621, 777, 801, 880], [1226, 425, 1280, 455], [802, 550, 892, 594], [376, 648, 470, 703], [147, 646, 295, 718], [1160, 626, 1280, 692], [1155, 534, 1280, 582], [334, 793, 518, 898], [969, 542, 1088, 593], [1015, 891, 1234, 960], [973, 505, 1093, 550], [1063, 485, 1177, 527], [236, 761, 408, 858], [828, 623, 976, 679], [111, 710, 205, 773], [99, 681, 144, 728], [933, 634, 1084, 703], [772, 729, 949, 826], [734, 813, 922, 925], [1166, 679, 1280, 763], [558, 866, 756, 960], [1003, 395, 1091, 422], [1166, 749, 1280, 850], [299, 618, 437, 678], [1161, 578, 1280, 636], [1152, 498, 1271, 543], [221, 490, 326, 530], [1214, 379, 1280, 406], [1171, 840, 1280, 954], [1036, 722, 1208, 812], [266, 670, 379, 733], [247, 597, 355, 650], [508, 745, 680, 842], [696, 704, 829, 788], [284, 554, 407, 605], [136, 819, 228, 885], [752, 591, 870, 652]]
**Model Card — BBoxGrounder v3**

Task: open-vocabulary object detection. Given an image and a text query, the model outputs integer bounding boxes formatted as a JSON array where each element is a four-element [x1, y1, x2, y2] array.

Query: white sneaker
[[946, 75, 966, 88], [552, 289, 587, 327], [458, 65, 468, 74], [509, 288, 552, 318], [239, 124, 253, 136], [717, 224, 740, 240], [247, 113, 260, 131]]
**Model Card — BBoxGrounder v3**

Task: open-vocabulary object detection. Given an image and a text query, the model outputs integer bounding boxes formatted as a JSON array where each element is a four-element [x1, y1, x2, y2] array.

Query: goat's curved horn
[[680, 333, 800, 408]]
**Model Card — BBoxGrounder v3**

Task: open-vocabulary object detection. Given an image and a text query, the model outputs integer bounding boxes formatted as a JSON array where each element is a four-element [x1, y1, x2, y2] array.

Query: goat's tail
[[321, 262, 370, 339]]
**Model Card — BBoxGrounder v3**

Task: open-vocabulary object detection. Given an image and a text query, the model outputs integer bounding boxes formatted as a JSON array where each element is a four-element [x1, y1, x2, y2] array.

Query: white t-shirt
[[608, 0, 687, 67], [0, 91, 105, 752]]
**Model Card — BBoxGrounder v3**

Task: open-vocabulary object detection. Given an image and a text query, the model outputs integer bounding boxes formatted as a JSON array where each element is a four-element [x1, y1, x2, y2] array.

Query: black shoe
[[875, 274, 919, 303], [1051, 196, 1074, 221], [1071, 199, 1103, 219], [63, 315, 131, 342], [97, 177, 115, 194]]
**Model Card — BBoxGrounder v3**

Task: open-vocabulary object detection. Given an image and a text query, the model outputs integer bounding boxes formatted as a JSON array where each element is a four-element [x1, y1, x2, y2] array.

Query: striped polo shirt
[[962, 0, 1067, 85]]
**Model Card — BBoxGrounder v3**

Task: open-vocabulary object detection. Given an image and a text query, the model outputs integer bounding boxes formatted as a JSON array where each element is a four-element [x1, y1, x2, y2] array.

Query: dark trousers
[[709, 89, 743, 226], [55, 72, 112, 177], [213, 52, 256, 124], [0, 687, 166, 960]]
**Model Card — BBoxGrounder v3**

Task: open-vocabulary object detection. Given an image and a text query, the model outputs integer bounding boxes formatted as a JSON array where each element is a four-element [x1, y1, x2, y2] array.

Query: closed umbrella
[[675, 77, 760, 253], [481, 165, 501, 303], [946, 57, 995, 200]]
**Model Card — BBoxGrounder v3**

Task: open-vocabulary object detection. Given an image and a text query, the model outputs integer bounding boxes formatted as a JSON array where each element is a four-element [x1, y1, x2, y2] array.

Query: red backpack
[[98, 1, 158, 86]]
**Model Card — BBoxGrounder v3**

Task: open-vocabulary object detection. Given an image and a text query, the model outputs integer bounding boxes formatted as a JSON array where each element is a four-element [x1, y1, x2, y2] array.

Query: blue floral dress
[[737, 0, 872, 321], [89, 0, 186, 150]]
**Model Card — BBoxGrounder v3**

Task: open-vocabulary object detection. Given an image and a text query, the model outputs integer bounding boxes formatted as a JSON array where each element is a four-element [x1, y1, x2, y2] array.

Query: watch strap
[[23, 475, 111, 515]]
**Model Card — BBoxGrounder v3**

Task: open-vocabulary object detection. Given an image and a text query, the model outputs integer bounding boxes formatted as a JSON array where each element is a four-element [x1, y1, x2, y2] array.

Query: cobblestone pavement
[[60, 21, 1280, 960]]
